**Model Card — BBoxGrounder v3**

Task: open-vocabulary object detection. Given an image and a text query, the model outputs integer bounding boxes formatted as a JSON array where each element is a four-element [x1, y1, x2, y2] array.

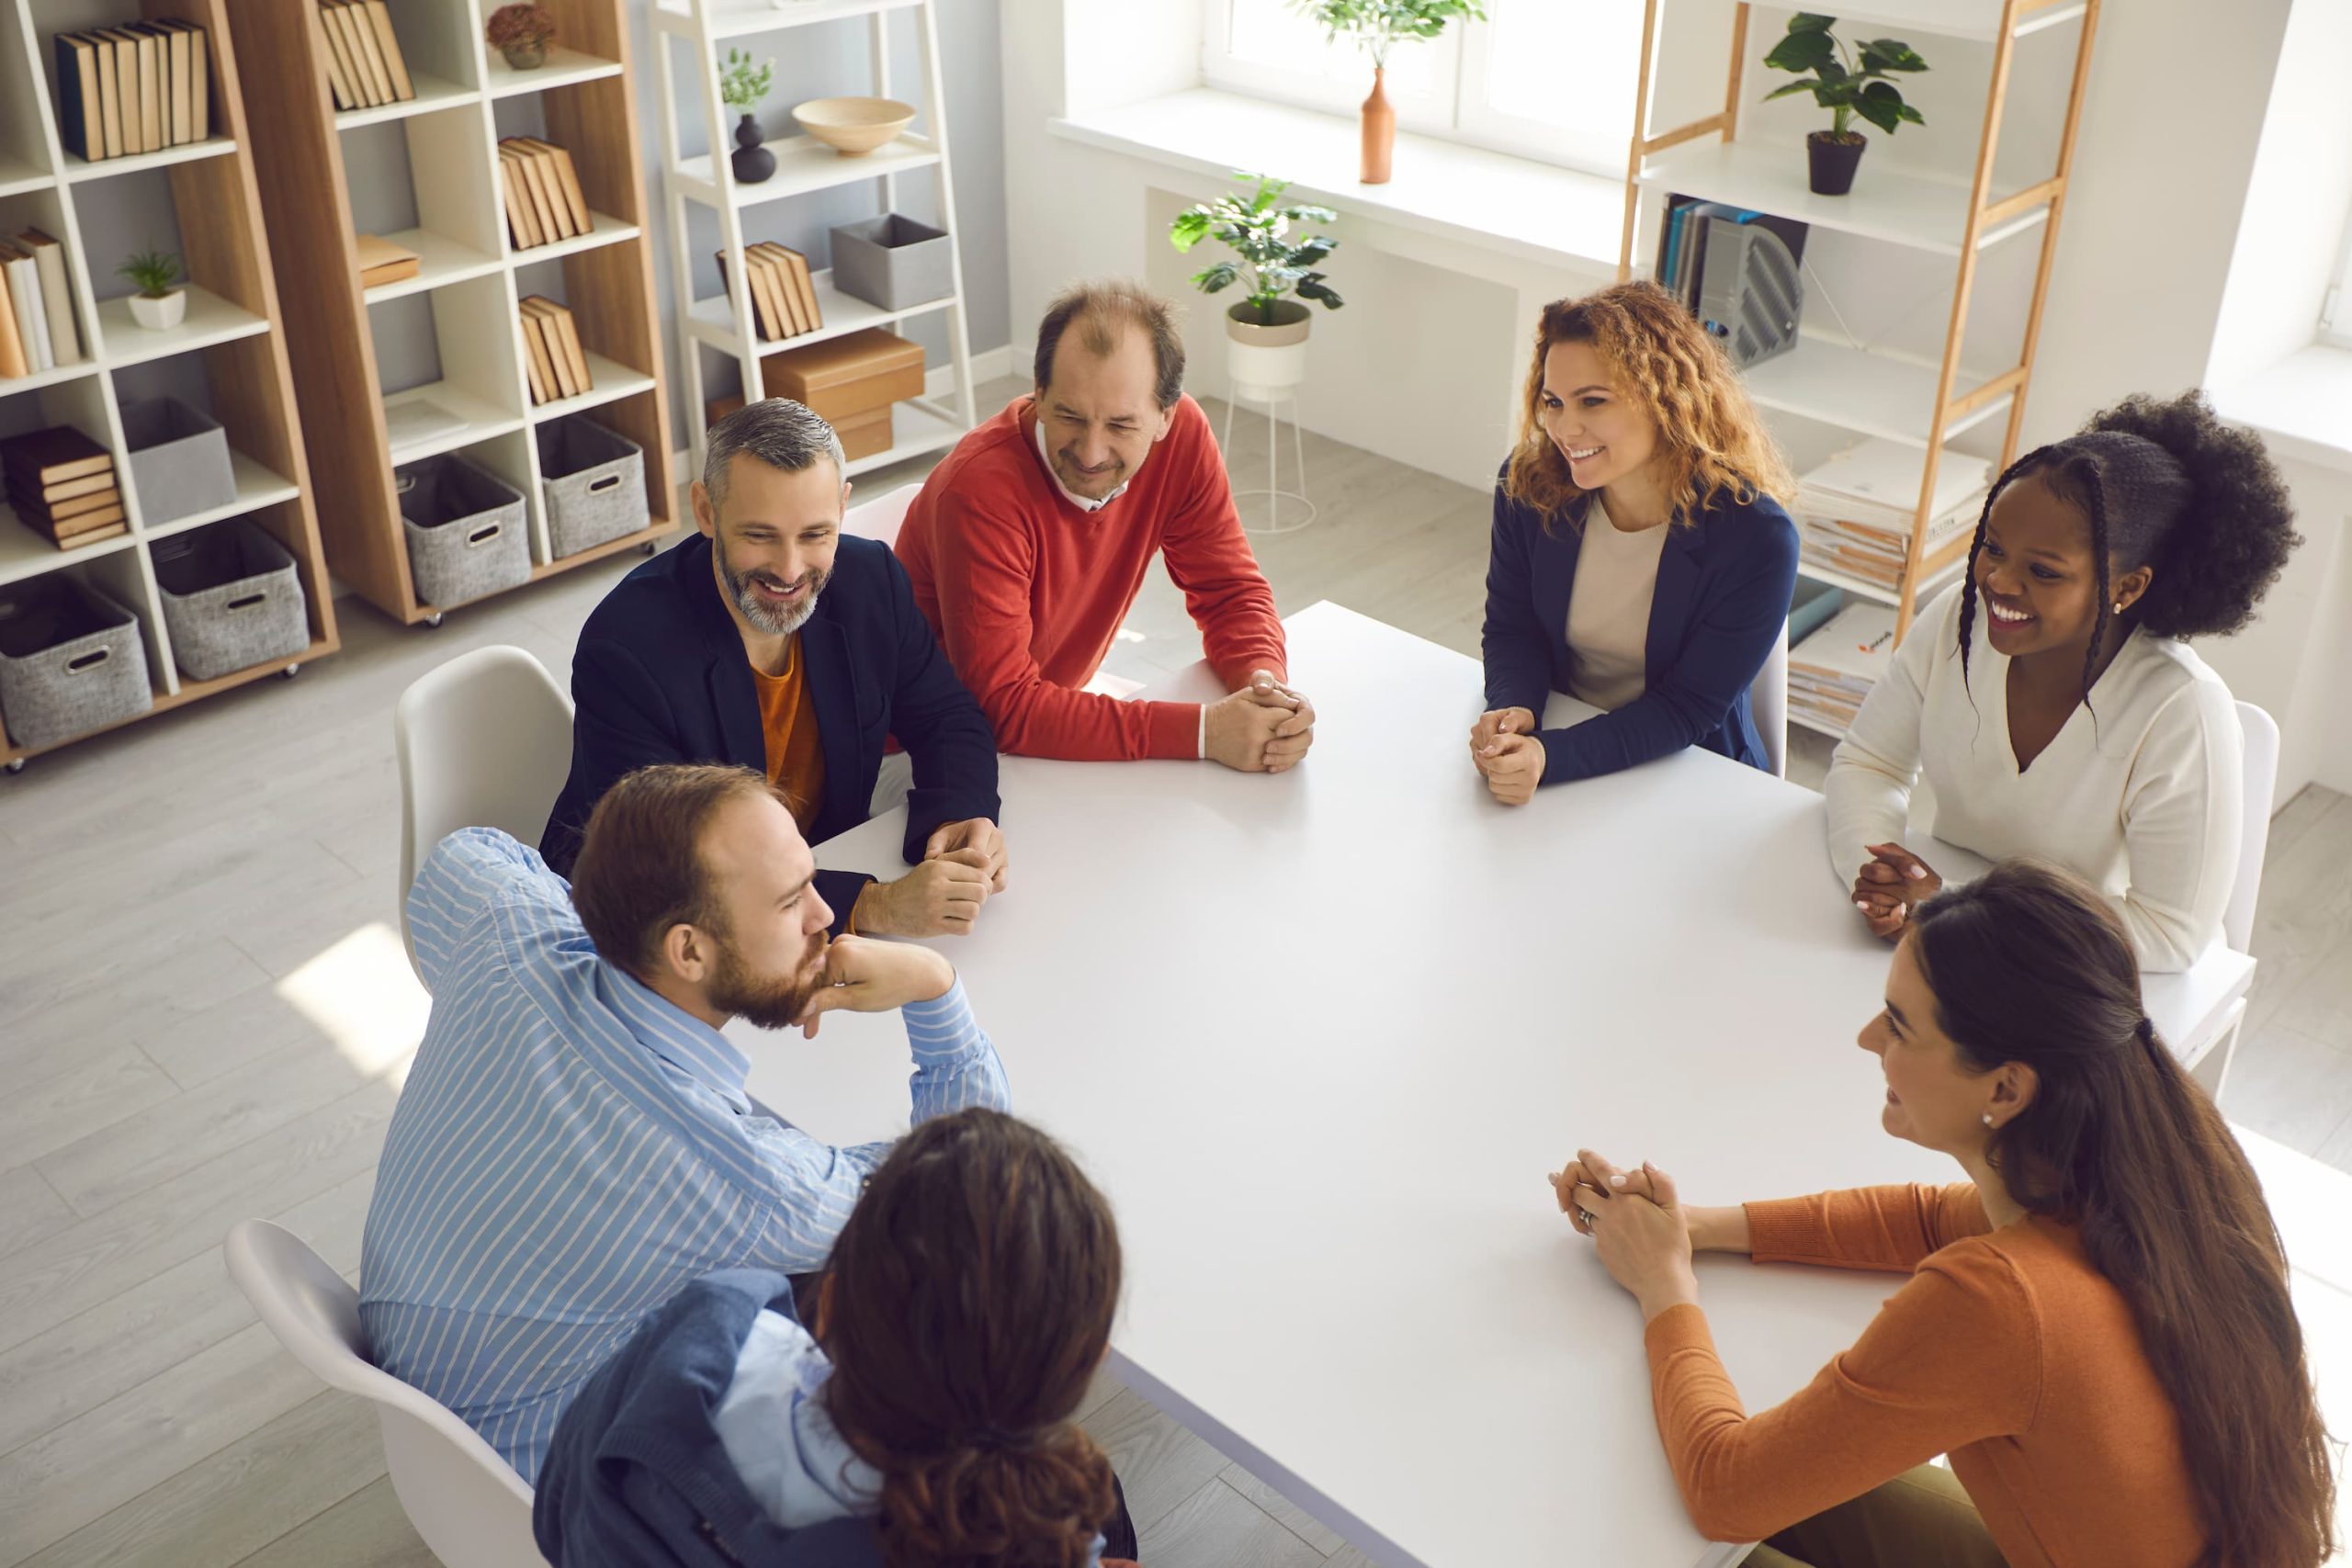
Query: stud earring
[[1981, 1112, 1995, 1127], [2113, 602, 2123, 613]]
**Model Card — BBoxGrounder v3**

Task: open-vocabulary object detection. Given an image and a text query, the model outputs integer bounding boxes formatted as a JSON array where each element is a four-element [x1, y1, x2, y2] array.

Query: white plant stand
[[1220, 384, 1315, 536]]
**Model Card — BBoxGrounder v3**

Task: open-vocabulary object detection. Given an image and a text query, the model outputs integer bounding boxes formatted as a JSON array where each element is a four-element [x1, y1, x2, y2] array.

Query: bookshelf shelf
[[684, 267, 952, 357], [0, 0, 337, 770], [1635, 142, 2047, 257], [1743, 337, 2013, 448], [230, 0, 675, 626], [674, 134, 943, 209], [653, 0, 922, 42]]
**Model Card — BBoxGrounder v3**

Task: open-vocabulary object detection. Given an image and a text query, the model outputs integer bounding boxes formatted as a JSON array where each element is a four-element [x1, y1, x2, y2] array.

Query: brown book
[[717, 249, 782, 341], [343, 1, 396, 107], [56, 522, 130, 548], [0, 266, 25, 379], [752, 247, 801, 336], [90, 29, 123, 158], [502, 141, 561, 243], [496, 147, 543, 249], [763, 244, 821, 335], [58, 34, 106, 163], [363, 1, 414, 100], [1, 426, 114, 485], [130, 26, 163, 153], [544, 303, 591, 392], [327, 4, 386, 107], [157, 22, 191, 145], [170, 21, 209, 140], [520, 299, 579, 398], [518, 311, 552, 403], [12, 471, 119, 505], [518, 145, 571, 240], [96, 29, 143, 154], [316, 5, 358, 109], [518, 139, 591, 233], [12, 494, 128, 536], [39, 485, 122, 522], [353, 233, 420, 288]]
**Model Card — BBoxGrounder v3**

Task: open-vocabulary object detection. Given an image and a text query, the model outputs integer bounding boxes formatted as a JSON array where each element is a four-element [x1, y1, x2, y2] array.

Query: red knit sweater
[[896, 395, 1286, 760]]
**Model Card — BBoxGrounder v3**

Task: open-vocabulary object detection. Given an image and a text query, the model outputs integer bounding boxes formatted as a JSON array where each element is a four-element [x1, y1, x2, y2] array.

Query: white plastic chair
[[225, 1220, 549, 1568], [394, 645, 575, 976], [842, 481, 922, 548], [2187, 700, 2279, 1097], [1753, 620, 1790, 779]]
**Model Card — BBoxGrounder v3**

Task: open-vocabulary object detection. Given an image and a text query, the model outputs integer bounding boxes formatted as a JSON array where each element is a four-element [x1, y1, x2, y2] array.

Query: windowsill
[[1048, 88, 1624, 273], [2211, 342, 2352, 477]]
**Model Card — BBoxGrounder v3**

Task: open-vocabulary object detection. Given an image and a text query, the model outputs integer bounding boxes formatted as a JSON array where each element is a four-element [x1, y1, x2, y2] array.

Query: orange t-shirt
[[1645, 1182, 2207, 1567], [751, 640, 824, 834]]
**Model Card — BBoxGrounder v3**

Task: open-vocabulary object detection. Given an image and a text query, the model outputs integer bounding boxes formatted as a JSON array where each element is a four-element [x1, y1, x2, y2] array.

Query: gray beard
[[716, 534, 821, 636]]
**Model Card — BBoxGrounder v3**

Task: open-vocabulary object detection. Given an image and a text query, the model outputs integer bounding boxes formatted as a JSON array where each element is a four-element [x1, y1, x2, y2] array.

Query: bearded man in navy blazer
[[543, 399, 1005, 937]]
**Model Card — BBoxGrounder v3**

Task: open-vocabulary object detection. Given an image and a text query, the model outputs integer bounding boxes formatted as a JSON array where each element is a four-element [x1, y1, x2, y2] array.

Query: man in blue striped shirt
[[359, 762, 1009, 1482]]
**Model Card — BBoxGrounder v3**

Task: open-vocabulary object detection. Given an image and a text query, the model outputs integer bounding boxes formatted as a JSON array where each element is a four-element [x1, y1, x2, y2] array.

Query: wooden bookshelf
[[0, 0, 337, 773], [224, 0, 674, 626]]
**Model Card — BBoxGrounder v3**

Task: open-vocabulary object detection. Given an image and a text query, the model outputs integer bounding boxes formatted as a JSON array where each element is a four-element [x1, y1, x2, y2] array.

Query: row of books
[[1795, 438, 1988, 594], [717, 243, 826, 344], [318, 0, 416, 111], [2, 426, 123, 552], [520, 297, 592, 407], [1655, 191, 1807, 315], [499, 139, 593, 250], [0, 230, 82, 380], [1789, 601, 1896, 737], [53, 22, 212, 163]]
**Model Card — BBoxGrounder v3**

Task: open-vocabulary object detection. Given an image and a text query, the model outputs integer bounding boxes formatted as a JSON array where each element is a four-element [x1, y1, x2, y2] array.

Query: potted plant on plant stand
[[485, 4, 557, 71], [1170, 172, 1342, 401], [720, 48, 776, 185], [1289, 0, 1485, 185], [119, 249, 186, 331], [1760, 14, 1927, 197]]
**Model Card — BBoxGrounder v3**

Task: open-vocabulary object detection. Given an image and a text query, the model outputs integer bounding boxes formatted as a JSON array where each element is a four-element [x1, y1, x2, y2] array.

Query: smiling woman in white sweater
[[1824, 391, 2301, 971]]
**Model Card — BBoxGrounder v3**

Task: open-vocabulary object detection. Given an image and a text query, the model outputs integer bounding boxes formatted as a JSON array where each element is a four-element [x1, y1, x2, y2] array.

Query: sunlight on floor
[[276, 922, 429, 1089]]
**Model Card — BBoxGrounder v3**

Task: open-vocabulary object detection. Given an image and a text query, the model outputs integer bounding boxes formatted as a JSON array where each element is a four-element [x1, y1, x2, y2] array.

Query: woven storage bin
[[0, 576, 152, 750], [152, 519, 310, 681], [536, 417, 647, 559], [119, 397, 237, 528], [396, 454, 529, 609]]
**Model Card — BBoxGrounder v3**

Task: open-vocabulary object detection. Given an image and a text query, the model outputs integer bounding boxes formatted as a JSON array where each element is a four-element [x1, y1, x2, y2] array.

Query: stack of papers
[[1796, 439, 1988, 594], [1789, 601, 1898, 736]]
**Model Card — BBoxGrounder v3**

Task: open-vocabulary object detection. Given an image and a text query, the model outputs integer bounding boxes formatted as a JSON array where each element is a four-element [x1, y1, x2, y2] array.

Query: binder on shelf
[[53, 33, 105, 162]]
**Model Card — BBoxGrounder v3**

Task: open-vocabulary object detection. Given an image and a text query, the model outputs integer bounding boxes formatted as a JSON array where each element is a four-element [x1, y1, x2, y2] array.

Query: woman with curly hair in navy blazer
[[1474, 282, 1800, 802]]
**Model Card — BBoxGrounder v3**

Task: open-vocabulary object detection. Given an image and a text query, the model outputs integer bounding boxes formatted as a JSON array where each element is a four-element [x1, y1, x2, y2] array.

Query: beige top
[[1564, 501, 1669, 711]]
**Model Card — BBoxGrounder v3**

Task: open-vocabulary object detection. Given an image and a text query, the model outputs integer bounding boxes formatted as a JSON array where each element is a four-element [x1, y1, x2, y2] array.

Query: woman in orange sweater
[[1553, 859, 2335, 1567]]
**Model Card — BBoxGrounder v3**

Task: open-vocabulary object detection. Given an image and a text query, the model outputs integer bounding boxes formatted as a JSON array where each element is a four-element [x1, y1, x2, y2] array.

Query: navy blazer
[[540, 534, 1001, 931], [1481, 471, 1797, 782]]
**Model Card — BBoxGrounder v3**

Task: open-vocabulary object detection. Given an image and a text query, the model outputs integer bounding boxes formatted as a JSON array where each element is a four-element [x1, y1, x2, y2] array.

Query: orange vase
[[1360, 66, 1394, 185]]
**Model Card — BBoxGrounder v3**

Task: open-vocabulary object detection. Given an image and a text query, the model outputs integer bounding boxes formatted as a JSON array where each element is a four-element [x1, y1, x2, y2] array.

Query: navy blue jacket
[[541, 534, 1001, 931], [533, 1269, 884, 1568], [1481, 472, 1797, 782]]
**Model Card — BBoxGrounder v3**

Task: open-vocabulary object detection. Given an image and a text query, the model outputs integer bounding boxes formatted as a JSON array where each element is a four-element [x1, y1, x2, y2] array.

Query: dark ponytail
[[820, 1109, 1124, 1568], [1957, 389, 2301, 704], [1909, 863, 2336, 1568]]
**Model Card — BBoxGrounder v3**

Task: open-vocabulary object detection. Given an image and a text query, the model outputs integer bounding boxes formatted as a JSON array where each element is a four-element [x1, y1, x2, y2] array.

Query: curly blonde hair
[[1503, 280, 1794, 532]]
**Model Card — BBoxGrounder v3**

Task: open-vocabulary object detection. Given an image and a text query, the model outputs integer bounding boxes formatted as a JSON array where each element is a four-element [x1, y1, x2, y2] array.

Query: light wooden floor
[[2, 380, 2346, 1567]]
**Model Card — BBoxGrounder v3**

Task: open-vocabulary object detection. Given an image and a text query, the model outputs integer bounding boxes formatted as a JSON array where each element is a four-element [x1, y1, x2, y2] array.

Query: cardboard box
[[704, 396, 893, 463], [762, 329, 923, 422]]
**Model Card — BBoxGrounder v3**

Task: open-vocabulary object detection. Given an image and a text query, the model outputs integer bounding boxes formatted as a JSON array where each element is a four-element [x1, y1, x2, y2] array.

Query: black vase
[[731, 114, 775, 184], [1806, 130, 1866, 196]]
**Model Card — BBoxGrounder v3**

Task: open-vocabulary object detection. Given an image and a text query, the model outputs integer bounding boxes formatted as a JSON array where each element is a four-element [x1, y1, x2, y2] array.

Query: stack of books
[[0, 230, 82, 380], [519, 297, 591, 407], [2, 427, 125, 551], [1795, 438, 1989, 596], [717, 243, 824, 343], [1790, 601, 1898, 737], [353, 233, 420, 289], [317, 0, 414, 112], [498, 139, 592, 250], [52, 23, 212, 161]]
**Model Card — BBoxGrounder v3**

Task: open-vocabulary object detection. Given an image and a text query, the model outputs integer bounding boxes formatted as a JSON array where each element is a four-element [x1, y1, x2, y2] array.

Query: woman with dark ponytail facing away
[[1825, 390, 2301, 969], [533, 1107, 1139, 1568]]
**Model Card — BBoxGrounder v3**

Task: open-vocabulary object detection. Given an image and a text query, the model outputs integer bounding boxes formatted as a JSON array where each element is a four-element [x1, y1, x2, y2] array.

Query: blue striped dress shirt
[[358, 827, 1010, 1482]]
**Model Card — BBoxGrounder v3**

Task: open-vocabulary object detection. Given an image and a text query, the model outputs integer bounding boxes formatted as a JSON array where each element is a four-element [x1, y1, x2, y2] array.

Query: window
[[1203, 0, 1645, 178]]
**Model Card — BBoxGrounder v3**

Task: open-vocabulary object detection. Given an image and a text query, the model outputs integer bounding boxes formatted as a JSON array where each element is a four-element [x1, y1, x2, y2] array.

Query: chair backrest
[[842, 480, 922, 548], [1752, 619, 1789, 780], [394, 645, 574, 972], [2225, 700, 2278, 953], [225, 1220, 548, 1568]]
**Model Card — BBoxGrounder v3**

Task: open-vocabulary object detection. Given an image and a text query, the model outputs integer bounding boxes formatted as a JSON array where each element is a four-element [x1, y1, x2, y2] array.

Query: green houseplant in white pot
[[1760, 14, 1927, 196], [1170, 172, 1342, 400], [119, 248, 186, 331]]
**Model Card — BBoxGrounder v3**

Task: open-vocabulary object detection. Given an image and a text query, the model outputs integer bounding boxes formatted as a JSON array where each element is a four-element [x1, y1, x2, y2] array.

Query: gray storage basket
[[396, 454, 529, 609], [536, 417, 648, 560], [0, 576, 153, 750], [830, 214, 952, 310], [119, 397, 237, 528], [152, 518, 310, 681]]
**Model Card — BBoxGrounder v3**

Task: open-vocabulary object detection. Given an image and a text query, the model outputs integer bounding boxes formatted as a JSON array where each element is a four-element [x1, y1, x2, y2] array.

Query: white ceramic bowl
[[790, 96, 916, 157]]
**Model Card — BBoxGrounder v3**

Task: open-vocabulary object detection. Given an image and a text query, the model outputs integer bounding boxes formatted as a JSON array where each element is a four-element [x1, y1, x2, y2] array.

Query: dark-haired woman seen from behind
[[534, 1107, 1139, 1568], [1474, 280, 1800, 803], [1553, 860, 2335, 1568], [1826, 389, 2301, 970]]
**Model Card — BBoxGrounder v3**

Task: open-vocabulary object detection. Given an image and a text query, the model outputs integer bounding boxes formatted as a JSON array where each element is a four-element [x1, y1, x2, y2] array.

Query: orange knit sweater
[[1644, 1182, 2207, 1567]]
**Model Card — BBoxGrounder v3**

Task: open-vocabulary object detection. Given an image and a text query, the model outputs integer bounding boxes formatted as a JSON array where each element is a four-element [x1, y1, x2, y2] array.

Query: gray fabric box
[[537, 418, 648, 560], [119, 397, 237, 528], [153, 519, 311, 681], [396, 454, 529, 609], [829, 215, 952, 311], [0, 576, 152, 750]]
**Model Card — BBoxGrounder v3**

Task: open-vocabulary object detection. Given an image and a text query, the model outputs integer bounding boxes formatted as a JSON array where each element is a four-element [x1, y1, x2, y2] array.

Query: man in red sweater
[[897, 281, 1316, 767]]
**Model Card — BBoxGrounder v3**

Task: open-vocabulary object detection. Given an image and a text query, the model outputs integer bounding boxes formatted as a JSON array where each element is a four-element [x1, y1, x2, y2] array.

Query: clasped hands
[[1469, 706, 1543, 806], [1849, 841, 1941, 940], [1548, 1148, 1701, 1322], [1204, 668, 1316, 773], [854, 817, 1007, 939]]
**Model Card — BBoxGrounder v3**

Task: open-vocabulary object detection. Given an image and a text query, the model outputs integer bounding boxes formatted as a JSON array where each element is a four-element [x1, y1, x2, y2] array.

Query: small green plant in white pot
[[119, 248, 186, 331], [1170, 172, 1342, 398]]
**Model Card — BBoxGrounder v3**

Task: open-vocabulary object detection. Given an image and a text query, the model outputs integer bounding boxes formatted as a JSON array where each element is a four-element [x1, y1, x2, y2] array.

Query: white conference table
[[738, 602, 1968, 1566]]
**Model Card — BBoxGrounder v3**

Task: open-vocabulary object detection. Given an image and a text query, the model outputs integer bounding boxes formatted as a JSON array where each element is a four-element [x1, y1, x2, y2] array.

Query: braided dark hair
[[1956, 390, 2301, 707]]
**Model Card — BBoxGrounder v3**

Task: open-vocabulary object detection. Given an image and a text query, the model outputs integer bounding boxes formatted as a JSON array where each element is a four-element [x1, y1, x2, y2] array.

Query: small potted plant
[[1761, 14, 1927, 197], [720, 48, 776, 184], [118, 248, 186, 331], [485, 4, 557, 71], [1289, 0, 1485, 185], [1170, 172, 1342, 397]]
